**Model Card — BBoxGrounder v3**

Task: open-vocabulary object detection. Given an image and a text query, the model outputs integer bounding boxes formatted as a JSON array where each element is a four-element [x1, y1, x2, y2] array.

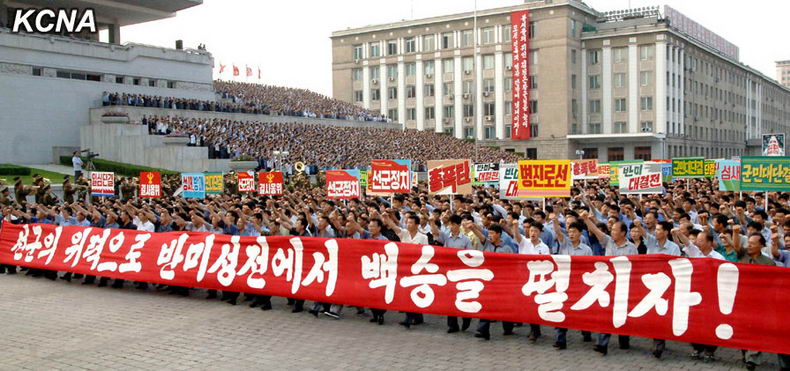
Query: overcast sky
[[122, 0, 789, 96]]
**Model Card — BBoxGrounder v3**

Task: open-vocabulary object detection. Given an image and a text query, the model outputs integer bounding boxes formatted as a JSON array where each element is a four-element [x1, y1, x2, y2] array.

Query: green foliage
[[0, 164, 32, 176], [231, 155, 257, 162], [59, 157, 179, 177]]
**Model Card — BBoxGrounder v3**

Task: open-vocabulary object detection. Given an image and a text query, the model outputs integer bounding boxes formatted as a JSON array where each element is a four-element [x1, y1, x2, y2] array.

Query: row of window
[[352, 23, 537, 59], [352, 52, 537, 80], [583, 121, 653, 134], [587, 71, 654, 89], [587, 96, 654, 113], [354, 77, 535, 99], [373, 101, 533, 121], [32, 67, 177, 88], [580, 147, 653, 162], [586, 45, 655, 65]]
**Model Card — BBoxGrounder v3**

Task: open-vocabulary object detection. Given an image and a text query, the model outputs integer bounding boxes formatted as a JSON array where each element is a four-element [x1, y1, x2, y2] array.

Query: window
[[505, 101, 512, 115], [441, 32, 454, 49], [572, 99, 578, 118], [370, 43, 380, 58], [406, 108, 416, 120], [425, 107, 435, 120], [483, 79, 495, 93], [422, 35, 435, 52], [387, 40, 397, 55], [463, 104, 474, 117], [640, 96, 653, 111], [530, 124, 539, 138], [484, 102, 495, 116], [481, 27, 495, 44], [388, 87, 397, 100], [405, 37, 416, 53], [167, 81, 176, 89], [352, 68, 362, 81], [133, 78, 140, 85], [571, 49, 577, 64], [614, 73, 625, 88], [384, 65, 397, 80], [464, 127, 475, 139], [424, 84, 435, 97], [613, 121, 626, 133], [613, 47, 627, 63], [462, 57, 473, 73], [589, 99, 601, 114], [461, 30, 473, 47], [530, 100, 538, 114], [504, 53, 512, 70], [443, 82, 454, 96], [116, 76, 124, 84], [607, 147, 624, 162], [639, 45, 654, 60], [531, 50, 539, 64], [503, 25, 511, 42], [529, 22, 536, 39], [406, 85, 416, 98], [149, 79, 156, 87], [442, 59, 454, 74], [589, 122, 602, 134], [483, 55, 494, 70], [463, 81, 474, 95], [388, 108, 398, 121], [353, 44, 363, 60], [526, 148, 538, 159], [484, 127, 495, 139], [571, 74, 577, 89], [504, 77, 512, 92], [371, 89, 380, 101], [615, 98, 627, 112], [405, 63, 416, 76], [640, 71, 652, 86], [444, 105, 455, 118], [424, 60, 435, 77], [32, 67, 42, 76], [588, 50, 600, 65], [640, 121, 654, 132], [570, 19, 578, 36], [354, 91, 363, 102], [582, 148, 598, 159], [589, 75, 601, 89], [530, 75, 538, 90], [634, 146, 652, 161]]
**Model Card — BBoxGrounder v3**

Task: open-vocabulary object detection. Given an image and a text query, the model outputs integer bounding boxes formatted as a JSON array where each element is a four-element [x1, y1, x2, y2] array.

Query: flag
[[246, 66, 253, 77], [232, 65, 239, 76], [219, 63, 226, 74]]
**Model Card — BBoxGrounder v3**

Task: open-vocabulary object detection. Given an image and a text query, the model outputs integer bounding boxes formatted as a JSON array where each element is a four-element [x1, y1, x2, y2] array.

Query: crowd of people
[[101, 80, 388, 122], [1, 171, 789, 369], [140, 115, 521, 170]]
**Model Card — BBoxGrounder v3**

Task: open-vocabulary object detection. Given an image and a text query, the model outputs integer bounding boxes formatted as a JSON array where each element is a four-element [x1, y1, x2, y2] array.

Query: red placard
[[258, 172, 283, 196], [510, 9, 531, 140], [138, 172, 161, 198], [427, 160, 472, 195], [369, 160, 411, 194], [237, 171, 256, 193], [3, 222, 790, 355], [326, 170, 360, 199]]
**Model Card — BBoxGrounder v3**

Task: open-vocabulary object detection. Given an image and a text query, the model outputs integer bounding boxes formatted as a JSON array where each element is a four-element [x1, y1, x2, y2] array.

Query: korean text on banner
[[138, 172, 161, 198], [716, 160, 741, 192], [704, 160, 716, 178], [369, 159, 411, 194], [517, 160, 571, 198], [90, 171, 114, 197], [326, 170, 361, 199], [427, 160, 472, 195], [181, 173, 205, 199], [672, 157, 705, 178], [474, 163, 500, 184], [571, 159, 598, 180], [237, 171, 256, 193], [510, 9, 530, 140], [740, 156, 790, 192], [258, 172, 284, 196], [205, 172, 224, 195], [618, 163, 663, 194], [499, 163, 521, 200], [4, 223, 790, 355]]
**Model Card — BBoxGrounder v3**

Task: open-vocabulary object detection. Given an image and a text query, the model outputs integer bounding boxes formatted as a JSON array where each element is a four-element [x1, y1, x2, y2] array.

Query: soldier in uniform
[[75, 175, 89, 202], [33, 175, 46, 204], [121, 177, 136, 202], [42, 184, 59, 206], [13, 178, 33, 205], [0, 185, 13, 207], [62, 176, 76, 204]]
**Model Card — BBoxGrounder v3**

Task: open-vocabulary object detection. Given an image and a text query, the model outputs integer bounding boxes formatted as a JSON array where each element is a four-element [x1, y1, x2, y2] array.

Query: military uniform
[[63, 180, 76, 204]]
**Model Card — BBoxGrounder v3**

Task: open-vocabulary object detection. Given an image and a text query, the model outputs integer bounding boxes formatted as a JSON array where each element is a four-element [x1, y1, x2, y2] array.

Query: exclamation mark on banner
[[715, 263, 739, 340]]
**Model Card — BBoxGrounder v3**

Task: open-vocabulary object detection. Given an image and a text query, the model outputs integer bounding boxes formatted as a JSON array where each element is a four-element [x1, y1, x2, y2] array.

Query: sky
[[122, 0, 789, 97]]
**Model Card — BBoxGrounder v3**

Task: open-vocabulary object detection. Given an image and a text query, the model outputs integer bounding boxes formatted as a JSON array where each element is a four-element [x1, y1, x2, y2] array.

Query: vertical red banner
[[510, 9, 531, 140]]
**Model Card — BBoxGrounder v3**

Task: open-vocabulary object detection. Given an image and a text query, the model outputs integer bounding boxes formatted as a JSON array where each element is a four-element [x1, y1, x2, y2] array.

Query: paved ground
[[24, 164, 74, 176], [0, 272, 778, 370]]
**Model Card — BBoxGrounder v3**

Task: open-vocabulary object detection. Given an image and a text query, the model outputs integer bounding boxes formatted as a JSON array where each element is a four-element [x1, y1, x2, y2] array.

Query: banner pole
[[765, 192, 769, 212], [450, 194, 454, 212], [542, 197, 546, 212]]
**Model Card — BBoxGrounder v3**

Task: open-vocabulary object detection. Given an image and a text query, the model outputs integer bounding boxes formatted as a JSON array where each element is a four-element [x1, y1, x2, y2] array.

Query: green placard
[[672, 157, 704, 178], [740, 156, 790, 192], [359, 170, 368, 188], [204, 172, 224, 194], [609, 160, 643, 186], [704, 160, 715, 178]]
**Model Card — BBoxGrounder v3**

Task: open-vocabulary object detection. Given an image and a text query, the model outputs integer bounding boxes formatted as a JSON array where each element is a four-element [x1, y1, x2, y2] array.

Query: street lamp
[[575, 149, 585, 160]]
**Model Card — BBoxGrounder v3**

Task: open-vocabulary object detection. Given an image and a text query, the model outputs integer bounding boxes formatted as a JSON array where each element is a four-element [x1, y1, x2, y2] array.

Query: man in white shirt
[[72, 151, 84, 177], [552, 220, 593, 349], [513, 219, 551, 255], [383, 213, 428, 328]]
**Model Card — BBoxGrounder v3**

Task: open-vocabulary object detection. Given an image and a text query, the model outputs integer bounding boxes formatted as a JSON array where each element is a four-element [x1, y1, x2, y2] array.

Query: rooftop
[[6, 0, 202, 27]]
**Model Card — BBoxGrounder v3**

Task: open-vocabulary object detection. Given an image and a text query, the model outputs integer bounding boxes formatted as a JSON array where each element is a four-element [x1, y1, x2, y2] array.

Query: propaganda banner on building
[[237, 171, 256, 193], [740, 156, 790, 192], [326, 170, 361, 199], [181, 173, 205, 199], [510, 9, 530, 140], [369, 159, 411, 195], [138, 172, 161, 198], [517, 160, 571, 198], [716, 160, 741, 192], [618, 163, 664, 194], [762, 134, 785, 156], [3, 222, 790, 355], [258, 172, 284, 196], [473, 163, 500, 185], [571, 159, 598, 180], [204, 172, 224, 195], [90, 171, 114, 197], [672, 157, 705, 178], [427, 160, 472, 195]]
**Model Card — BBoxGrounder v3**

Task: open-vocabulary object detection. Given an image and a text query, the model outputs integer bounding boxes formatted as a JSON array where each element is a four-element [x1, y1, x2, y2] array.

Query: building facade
[[778, 60, 790, 89], [331, 0, 790, 161]]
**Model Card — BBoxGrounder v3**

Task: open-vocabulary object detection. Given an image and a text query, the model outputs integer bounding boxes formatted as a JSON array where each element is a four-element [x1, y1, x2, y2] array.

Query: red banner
[[326, 170, 360, 199], [427, 159, 472, 195], [369, 160, 411, 194], [510, 10, 530, 140], [237, 171, 255, 193], [2, 222, 790, 354], [139, 172, 161, 198], [258, 172, 283, 196]]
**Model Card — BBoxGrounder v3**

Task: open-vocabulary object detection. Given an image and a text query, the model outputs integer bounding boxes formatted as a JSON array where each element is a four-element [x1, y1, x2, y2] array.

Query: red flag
[[257, 66, 261, 80], [246, 66, 253, 77], [232, 65, 239, 76], [219, 63, 226, 73]]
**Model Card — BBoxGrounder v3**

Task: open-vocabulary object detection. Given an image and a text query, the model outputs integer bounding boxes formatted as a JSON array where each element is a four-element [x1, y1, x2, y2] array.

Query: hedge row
[[0, 164, 32, 176], [59, 157, 179, 177]]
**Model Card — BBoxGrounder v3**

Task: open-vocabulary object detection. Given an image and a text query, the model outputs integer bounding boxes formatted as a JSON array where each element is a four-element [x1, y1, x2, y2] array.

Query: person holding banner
[[511, 219, 551, 343], [551, 219, 593, 349], [381, 213, 428, 329], [430, 214, 473, 334]]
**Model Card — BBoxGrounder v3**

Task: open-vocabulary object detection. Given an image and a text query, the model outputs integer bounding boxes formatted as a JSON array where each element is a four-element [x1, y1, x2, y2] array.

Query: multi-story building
[[331, 0, 790, 161], [778, 60, 790, 89]]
